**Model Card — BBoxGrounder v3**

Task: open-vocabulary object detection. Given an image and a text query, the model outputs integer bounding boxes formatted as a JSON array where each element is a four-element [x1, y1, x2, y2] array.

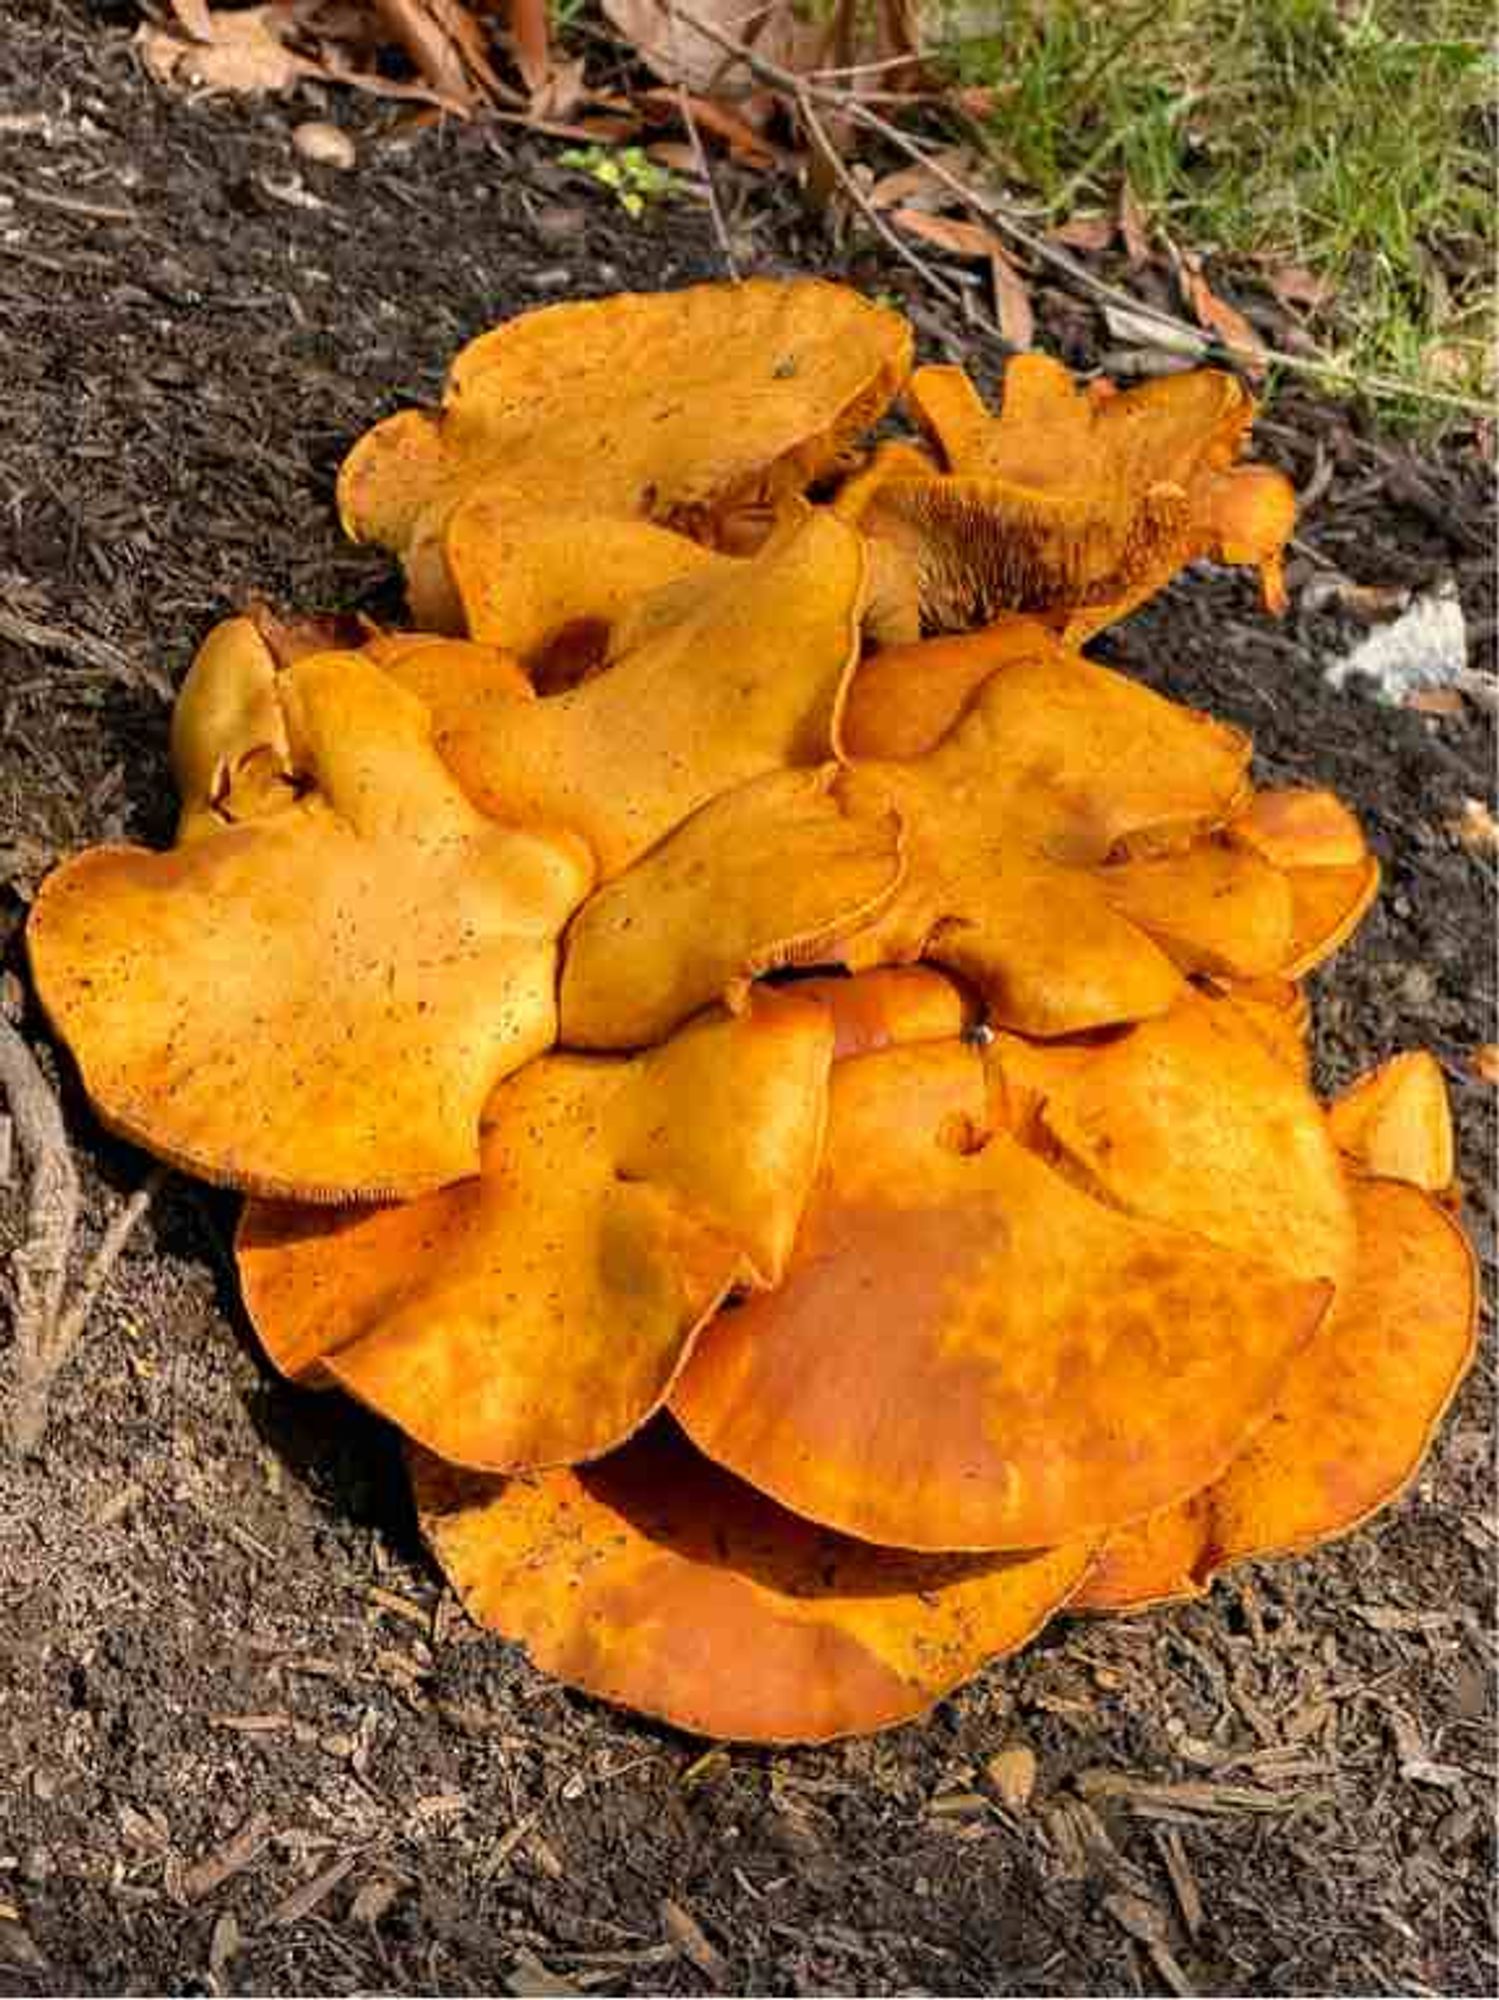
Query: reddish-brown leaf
[[1052, 213, 1115, 254]]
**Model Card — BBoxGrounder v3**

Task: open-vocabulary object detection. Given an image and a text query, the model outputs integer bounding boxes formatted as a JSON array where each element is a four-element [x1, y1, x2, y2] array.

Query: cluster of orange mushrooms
[[28, 281, 1476, 1743]]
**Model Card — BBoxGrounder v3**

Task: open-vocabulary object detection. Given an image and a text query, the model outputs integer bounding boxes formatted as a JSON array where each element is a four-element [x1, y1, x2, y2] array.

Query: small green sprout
[[559, 145, 681, 219]]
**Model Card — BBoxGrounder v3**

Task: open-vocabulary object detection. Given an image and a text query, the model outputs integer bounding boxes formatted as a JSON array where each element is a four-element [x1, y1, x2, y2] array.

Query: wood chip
[[349, 1875, 406, 1926], [178, 1810, 273, 1904], [208, 1910, 240, 1981], [662, 1898, 729, 1987], [270, 1853, 357, 1926], [1153, 1825, 1203, 1937], [986, 1744, 1037, 1810], [508, 1948, 583, 1997], [1077, 1770, 1325, 1817]]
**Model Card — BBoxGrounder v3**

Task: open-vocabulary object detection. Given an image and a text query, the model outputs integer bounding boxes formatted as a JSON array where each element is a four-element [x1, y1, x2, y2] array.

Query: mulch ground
[[0, 4, 1494, 1994]]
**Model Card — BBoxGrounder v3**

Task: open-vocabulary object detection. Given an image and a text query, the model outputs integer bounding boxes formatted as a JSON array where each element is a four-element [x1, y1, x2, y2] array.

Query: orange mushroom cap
[[558, 766, 905, 1051], [443, 492, 728, 676], [840, 616, 1069, 761], [237, 992, 834, 1469], [673, 1038, 1331, 1552], [1329, 1050, 1456, 1194], [29, 651, 592, 1201], [403, 505, 868, 881], [831, 652, 1252, 1036], [792, 966, 978, 1060], [1075, 1175, 1478, 1609], [337, 279, 912, 628], [1229, 788, 1380, 975], [412, 1420, 1095, 1745], [845, 358, 1294, 636], [169, 616, 297, 845], [987, 988, 1356, 1289]]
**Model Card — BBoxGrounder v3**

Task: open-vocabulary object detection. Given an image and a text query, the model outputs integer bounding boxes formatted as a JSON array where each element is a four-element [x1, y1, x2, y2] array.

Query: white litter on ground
[[1324, 580, 1468, 704]]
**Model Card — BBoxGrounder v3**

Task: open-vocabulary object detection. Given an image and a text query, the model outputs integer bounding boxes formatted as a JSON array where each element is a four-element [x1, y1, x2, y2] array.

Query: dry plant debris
[[21, 279, 1478, 1744]]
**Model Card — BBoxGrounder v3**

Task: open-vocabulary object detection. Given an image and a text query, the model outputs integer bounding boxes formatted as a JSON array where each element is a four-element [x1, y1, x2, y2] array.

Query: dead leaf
[[1269, 263, 1332, 313], [1119, 181, 1151, 269], [372, 0, 477, 104], [1052, 213, 1115, 254], [1182, 255, 1266, 375], [1469, 1044, 1499, 1086], [987, 1743, 1038, 1809], [662, 1898, 729, 1985], [1102, 302, 1208, 359], [646, 139, 701, 172], [889, 207, 1032, 346], [601, 0, 821, 99], [988, 238, 1034, 350], [510, 0, 554, 94], [640, 86, 778, 167], [1446, 798, 1498, 855], [869, 147, 976, 213], [137, 7, 310, 95], [1404, 686, 1465, 716]]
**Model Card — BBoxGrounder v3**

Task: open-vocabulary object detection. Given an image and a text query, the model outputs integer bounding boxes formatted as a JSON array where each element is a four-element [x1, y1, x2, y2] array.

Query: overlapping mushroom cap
[[238, 993, 834, 1469], [26, 279, 1476, 1746], [843, 356, 1296, 638], [338, 277, 913, 630], [30, 648, 592, 1200]]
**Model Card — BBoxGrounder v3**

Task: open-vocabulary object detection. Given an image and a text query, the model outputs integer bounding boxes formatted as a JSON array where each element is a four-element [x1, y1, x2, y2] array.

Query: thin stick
[[797, 86, 988, 328], [670, 4, 1493, 415], [54, 1166, 168, 1360], [668, 4, 739, 278], [0, 603, 174, 702], [1, 1011, 79, 1453]]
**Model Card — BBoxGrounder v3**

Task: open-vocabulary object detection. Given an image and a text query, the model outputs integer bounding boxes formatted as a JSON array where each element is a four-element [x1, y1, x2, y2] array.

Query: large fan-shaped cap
[[559, 767, 905, 1050], [338, 279, 912, 621], [1075, 1176, 1477, 1609], [988, 989, 1356, 1288], [847, 358, 1294, 635], [831, 654, 1252, 1036], [672, 1039, 1331, 1552], [405, 506, 868, 880], [238, 994, 834, 1468], [412, 1421, 1095, 1744], [29, 652, 592, 1201]]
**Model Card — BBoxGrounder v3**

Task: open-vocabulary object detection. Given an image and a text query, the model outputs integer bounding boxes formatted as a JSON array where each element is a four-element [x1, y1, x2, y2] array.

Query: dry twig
[[1, 1004, 164, 1452], [668, 4, 739, 278]]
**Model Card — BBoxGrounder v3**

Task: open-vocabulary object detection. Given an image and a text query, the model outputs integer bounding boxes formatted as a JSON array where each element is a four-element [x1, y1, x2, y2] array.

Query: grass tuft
[[936, 0, 1494, 428]]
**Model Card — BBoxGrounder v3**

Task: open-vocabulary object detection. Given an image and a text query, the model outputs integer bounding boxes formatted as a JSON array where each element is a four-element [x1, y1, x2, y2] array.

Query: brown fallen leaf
[[1119, 180, 1151, 269], [1181, 254, 1266, 376], [890, 207, 1033, 347], [138, 5, 310, 95], [1052, 212, 1115, 254], [662, 1898, 730, 1985], [1269, 262, 1333, 313], [1470, 1044, 1499, 1086], [640, 86, 779, 167], [602, 0, 821, 98], [1447, 797, 1499, 855], [870, 148, 976, 213]]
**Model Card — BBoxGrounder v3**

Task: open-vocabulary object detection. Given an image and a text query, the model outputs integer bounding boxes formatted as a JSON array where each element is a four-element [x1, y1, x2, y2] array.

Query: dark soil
[[1, 4, 1494, 1994]]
